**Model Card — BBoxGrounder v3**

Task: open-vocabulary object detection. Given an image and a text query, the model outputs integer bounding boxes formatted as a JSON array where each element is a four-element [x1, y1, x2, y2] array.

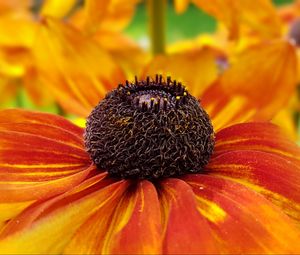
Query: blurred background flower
[[0, 0, 298, 138]]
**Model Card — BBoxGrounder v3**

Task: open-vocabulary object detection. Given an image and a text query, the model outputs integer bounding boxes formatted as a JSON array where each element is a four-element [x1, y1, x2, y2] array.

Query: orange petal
[[161, 178, 219, 254], [184, 174, 300, 253], [0, 176, 128, 254], [278, 1, 300, 29], [0, 46, 55, 107], [173, 0, 189, 14], [192, 0, 282, 40], [93, 31, 149, 78], [143, 46, 223, 99], [0, 15, 37, 48], [65, 180, 163, 254], [86, 0, 139, 34], [0, 173, 109, 238], [0, 201, 32, 229], [40, 0, 77, 18], [106, 181, 162, 254], [214, 122, 300, 164], [33, 17, 125, 117], [0, 0, 31, 12], [272, 107, 298, 141], [0, 109, 91, 203], [77, 0, 110, 34], [23, 68, 55, 106], [202, 40, 298, 130], [207, 150, 300, 223], [0, 80, 17, 105], [71, 0, 139, 35]]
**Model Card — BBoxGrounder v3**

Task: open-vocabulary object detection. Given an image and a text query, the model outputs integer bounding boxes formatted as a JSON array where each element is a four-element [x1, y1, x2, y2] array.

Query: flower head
[[0, 1, 300, 253], [85, 76, 214, 178], [0, 0, 141, 108], [0, 76, 300, 254]]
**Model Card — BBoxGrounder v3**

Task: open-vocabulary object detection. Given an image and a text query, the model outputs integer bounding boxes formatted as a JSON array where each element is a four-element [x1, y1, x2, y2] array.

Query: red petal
[[0, 109, 91, 203], [184, 174, 300, 253], [65, 180, 163, 254], [0, 109, 83, 138], [107, 181, 162, 254], [215, 122, 300, 165], [202, 41, 297, 130], [207, 150, 300, 223], [161, 178, 218, 254], [0, 175, 128, 254]]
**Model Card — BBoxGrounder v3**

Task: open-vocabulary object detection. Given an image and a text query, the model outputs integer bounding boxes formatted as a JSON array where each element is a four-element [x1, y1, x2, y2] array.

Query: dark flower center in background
[[289, 19, 300, 46], [84, 75, 215, 179]]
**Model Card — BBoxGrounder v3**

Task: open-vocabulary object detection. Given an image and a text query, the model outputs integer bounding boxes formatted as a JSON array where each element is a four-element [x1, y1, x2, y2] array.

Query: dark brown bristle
[[167, 76, 171, 85], [159, 75, 162, 83]]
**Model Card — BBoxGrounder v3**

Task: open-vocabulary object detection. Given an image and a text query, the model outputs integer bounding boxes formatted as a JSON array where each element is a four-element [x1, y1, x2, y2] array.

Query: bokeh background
[[0, 0, 298, 141], [2, 0, 294, 110]]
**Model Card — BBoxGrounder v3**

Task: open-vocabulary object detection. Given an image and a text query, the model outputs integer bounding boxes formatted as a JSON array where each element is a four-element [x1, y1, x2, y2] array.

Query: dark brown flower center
[[84, 75, 215, 179]]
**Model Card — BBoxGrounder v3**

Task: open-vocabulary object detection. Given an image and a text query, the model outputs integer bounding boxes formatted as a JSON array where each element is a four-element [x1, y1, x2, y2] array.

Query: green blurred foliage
[[4, 89, 60, 114], [125, 3, 216, 43], [273, 0, 293, 5], [125, 0, 294, 43]]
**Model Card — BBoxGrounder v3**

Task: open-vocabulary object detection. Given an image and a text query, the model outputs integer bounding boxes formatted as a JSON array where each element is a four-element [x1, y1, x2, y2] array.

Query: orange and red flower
[[0, 1, 299, 253], [0, 90, 300, 253]]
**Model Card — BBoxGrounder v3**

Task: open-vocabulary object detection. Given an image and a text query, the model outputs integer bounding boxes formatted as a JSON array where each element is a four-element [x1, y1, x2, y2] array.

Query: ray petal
[[207, 150, 300, 223], [214, 122, 300, 164], [173, 0, 189, 14], [192, 0, 282, 39], [0, 175, 127, 254], [65, 180, 163, 254], [161, 178, 219, 254], [184, 174, 300, 253], [106, 180, 162, 254], [0, 109, 91, 204], [143, 46, 222, 99], [70, 0, 140, 35], [33, 17, 125, 117], [202, 40, 297, 130], [40, 0, 77, 18]]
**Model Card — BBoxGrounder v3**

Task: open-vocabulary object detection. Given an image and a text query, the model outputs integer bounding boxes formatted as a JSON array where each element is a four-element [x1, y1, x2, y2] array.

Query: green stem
[[15, 86, 23, 108], [147, 0, 166, 56], [56, 103, 67, 117]]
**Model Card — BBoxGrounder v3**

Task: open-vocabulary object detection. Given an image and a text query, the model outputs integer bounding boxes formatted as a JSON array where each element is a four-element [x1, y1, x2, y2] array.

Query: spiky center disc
[[84, 75, 215, 179]]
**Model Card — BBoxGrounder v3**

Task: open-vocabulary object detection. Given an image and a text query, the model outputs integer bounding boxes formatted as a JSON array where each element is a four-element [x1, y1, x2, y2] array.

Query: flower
[[34, 16, 297, 132], [173, 0, 282, 41], [0, 0, 141, 108], [173, 0, 300, 139], [0, 0, 49, 107], [29, 2, 298, 139], [0, 74, 300, 253]]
